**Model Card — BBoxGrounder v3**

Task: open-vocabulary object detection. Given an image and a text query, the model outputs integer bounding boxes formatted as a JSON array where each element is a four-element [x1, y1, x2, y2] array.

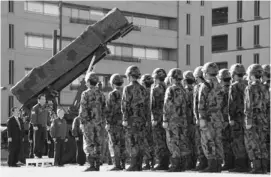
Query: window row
[[185, 44, 205, 66], [236, 53, 260, 64], [186, 14, 205, 36], [24, 34, 169, 60], [24, 1, 59, 16]]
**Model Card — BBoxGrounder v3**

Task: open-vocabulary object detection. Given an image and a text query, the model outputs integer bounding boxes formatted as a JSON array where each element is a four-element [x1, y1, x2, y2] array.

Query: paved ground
[[1, 162, 269, 177]]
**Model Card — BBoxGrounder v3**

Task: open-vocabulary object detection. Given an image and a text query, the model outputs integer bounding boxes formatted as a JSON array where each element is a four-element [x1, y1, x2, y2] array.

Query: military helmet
[[183, 71, 195, 80], [218, 69, 231, 79], [229, 64, 246, 76], [85, 72, 99, 84], [246, 64, 263, 77], [202, 62, 219, 75], [110, 73, 124, 86], [193, 66, 203, 78], [262, 64, 270, 76], [152, 68, 167, 81], [167, 68, 183, 80], [125, 65, 141, 78], [140, 74, 154, 85]]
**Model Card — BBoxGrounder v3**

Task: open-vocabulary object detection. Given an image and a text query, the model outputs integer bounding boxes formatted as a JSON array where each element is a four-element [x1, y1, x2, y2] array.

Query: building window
[[9, 24, 14, 49], [146, 18, 159, 28], [8, 1, 14, 13], [133, 17, 146, 26], [79, 9, 90, 20], [122, 46, 132, 57], [254, 25, 260, 46], [200, 16, 204, 36], [212, 7, 228, 25], [254, 0, 260, 17], [187, 0, 190, 4], [212, 35, 228, 52], [254, 53, 259, 64], [200, 46, 204, 66], [9, 60, 14, 85], [186, 44, 190, 65], [237, 0, 243, 20], [186, 14, 191, 35], [133, 47, 145, 58], [8, 96, 14, 117], [24, 1, 59, 16], [236, 27, 242, 48], [146, 48, 159, 60], [216, 62, 228, 70], [236, 55, 242, 63], [201, 0, 204, 6]]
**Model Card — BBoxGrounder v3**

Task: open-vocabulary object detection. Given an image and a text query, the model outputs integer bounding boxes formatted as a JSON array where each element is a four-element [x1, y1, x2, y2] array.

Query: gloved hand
[[75, 137, 79, 141], [152, 121, 157, 127], [8, 137, 12, 142], [162, 122, 168, 129], [229, 120, 235, 126], [47, 140, 51, 144], [33, 126, 38, 130], [122, 121, 128, 127], [53, 138, 56, 142], [65, 138, 68, 142]]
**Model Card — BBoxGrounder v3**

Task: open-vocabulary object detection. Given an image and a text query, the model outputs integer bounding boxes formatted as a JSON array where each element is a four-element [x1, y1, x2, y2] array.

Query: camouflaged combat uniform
[[151, 82, 169, 165], [106, 87, 126, 168], [79, 85, 106, 167], [121, 80, 148, 170]]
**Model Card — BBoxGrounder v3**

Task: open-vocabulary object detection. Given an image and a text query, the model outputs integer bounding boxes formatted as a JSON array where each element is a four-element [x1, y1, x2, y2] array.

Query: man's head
[[125, 65, 141, 82], [140, 74, 154, 88], [183, 70, 195, 87], [57, 108, 65, 119], [167, 68, 183, 85], [202, 62, 219, 81], [37, 94, 46, 106], [152, 68, 167, 84], [246, 64, 263, 81], [85, 72, 99, 87], [193, 66, 204, 84], [217, 69, 231, 86], [229, 64, 246, 82], [110, 73, 124, 88], [11, 107, 20, 118]]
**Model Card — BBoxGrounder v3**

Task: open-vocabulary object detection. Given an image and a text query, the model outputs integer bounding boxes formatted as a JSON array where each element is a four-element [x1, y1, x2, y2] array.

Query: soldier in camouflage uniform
[[121, 65, 148, 171], [182, 71, 196, 169], [261, 64, 270, 172], [193, 66, 208, 171], [105, 74, 126, 171], [198, 62, 224, 172], [163, 68, 191, 172], [217, 69, 234, 171], [228, 64, 249, 172], [165, 77, 171, 88], [79, 72, 106, 171], [140, 74, 154, 170], [244, 64, 268, 174], [151, 68, 170, 171]]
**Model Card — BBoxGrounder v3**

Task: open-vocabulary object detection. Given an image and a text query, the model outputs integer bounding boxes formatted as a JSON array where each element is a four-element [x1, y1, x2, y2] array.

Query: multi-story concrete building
[[1, 1, 211, 122], [212, 1, 270, 69]]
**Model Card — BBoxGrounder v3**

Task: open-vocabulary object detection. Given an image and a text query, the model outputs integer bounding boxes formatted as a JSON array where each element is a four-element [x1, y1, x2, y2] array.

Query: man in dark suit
[[7, 107, 24, 167]]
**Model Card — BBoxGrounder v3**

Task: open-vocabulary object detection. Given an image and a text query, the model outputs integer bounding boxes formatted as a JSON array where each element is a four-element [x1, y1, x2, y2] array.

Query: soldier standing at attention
[[261, 64, 270, 172], [79, 72, 106, 171], [217, 69, 234, 171], [140, 74, 154, 170], [105, 74, 126, 171], [163, 68, 190, 172], [30, 94, 51, 158], [228, 64, 249, 172], [121, 65, 148, 171], [244, 64, 268, 174], [151, 68, 170, 171], [182, 70, 196, 170], [198, 62, 224, 172], [193, 66, 208, 171]]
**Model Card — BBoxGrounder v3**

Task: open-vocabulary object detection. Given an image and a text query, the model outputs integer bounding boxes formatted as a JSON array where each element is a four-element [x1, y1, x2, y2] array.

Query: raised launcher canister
[[10, 8, 135, 112]]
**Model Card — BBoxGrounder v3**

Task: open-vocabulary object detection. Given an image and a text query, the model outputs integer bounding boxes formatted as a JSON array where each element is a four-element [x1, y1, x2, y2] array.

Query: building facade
[[212, 1, 270, 69], [1, 1, 211, 122]]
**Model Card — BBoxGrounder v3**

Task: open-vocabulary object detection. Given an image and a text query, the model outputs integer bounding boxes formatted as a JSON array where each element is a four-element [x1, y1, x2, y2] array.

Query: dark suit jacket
[[7, 116, 24, 146]]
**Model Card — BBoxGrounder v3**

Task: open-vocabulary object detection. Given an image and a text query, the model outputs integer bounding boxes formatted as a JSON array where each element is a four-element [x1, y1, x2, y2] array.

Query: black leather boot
[[200, 159, 217, 173], [229, 158, 249, 172], [222, 154, 234, 171], [250, 159, 263, 174], [152, 156, 168, 171], [95, 158, 100, 171], [261, 158, 268, 174], [126, 157, 139, 171], [168, 157, 180, 172], [109, 156, 122, 171], [195, 156, 208, 171], [142, 159, 151, 170], [84, 156, 96, 172]]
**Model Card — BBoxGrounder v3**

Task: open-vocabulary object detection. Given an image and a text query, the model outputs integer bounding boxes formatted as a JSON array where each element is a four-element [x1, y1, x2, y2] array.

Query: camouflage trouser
[[200, 118, 224, 160], [152, 122, 169, 159], [101, 123, 111, 162], [108, 125, 126, 161], [266, 110, 270, 161], [81, 121, 101, 161], [222, 124, 233, 157], [125, 118, 146, 159], [143, 122, 154, 160], [166, 120, 191, 158], [230, 120, 247, 159], [187, 124, 196, 159], [194, 125, 205, 158], [244, 113, 268, 160]]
